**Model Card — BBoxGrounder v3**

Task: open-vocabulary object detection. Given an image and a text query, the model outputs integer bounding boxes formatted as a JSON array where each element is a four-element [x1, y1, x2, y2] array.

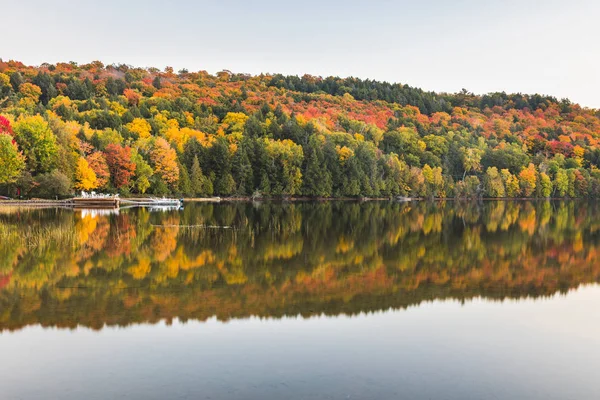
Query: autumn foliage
[[104, 144, 135, 189], [1, 59, 600, 197]]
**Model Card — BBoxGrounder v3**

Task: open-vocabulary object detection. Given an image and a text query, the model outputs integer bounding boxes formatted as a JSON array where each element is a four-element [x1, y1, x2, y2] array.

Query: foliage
[[12, 115, 58, 174], [104, 144, 136, 190], [74, 157, 98, 190], [86, 151, 110, 189], [0, 134, 25, 184], [1, 59, 600, 198], [32, 170, 71, 197], [151, 137, 180, 187]]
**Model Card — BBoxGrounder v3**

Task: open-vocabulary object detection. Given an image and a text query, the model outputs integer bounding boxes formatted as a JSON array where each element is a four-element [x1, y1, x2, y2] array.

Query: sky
[[2, 0, 599, 107]]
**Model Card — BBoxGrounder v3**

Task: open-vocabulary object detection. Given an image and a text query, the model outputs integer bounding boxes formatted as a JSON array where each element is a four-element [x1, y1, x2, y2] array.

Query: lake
[[1, 201, 599, 399]]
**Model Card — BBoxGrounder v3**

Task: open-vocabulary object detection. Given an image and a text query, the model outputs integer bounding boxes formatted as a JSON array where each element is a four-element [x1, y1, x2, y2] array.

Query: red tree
[[104, 144, 135, 189], [86, 151, 111, 189], [0, 115, 13, 136]]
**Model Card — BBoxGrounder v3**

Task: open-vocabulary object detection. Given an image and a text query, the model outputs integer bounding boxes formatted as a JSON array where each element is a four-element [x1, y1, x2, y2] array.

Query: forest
[[1, 59, 600, 198], [0, 201, 598, 331]]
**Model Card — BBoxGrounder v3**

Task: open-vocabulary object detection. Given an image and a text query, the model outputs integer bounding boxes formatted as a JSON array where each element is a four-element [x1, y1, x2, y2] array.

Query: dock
[[1, 194, 183, 210], [71, 197, 120, 208]]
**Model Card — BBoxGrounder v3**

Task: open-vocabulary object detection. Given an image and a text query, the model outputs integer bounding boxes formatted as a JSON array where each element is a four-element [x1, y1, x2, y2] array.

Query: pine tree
[[260, 171, 271, 196], [178, 163, 192, 197], [232, 144, 253, 195], [303, 141, 332, 197], [190, 155, 205, 196], [216, 173, 236, 196]]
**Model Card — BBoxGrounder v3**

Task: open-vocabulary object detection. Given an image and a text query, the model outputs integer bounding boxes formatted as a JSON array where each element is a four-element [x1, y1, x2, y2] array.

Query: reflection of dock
[[71, 193, 182, 209], [72, 197, 120, 208], [120, 198, 182, 206], [1, 196, 183, 211]]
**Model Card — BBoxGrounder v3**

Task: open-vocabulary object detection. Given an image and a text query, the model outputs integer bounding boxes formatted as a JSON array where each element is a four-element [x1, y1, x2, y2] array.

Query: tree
[[408, 166, 426, 197], [126, 118, 152, 139], [482, 143, 530, 174], [19, 83, 42, 103], [382, 153, 409, 196], [189, 156, 205, 196], [104, 144, 136, 189], [151, 137, 179, 186], [0, 115, 12, 135], [33, 170, 71, 198], [554, 168, 568, 197], [232, 144, 254, 195], [423, 164, 444, 197], [9, 71, 24, 91], [539, 172, 552, 198], [74, 157, 98, 190], [501, 169, 520, 197], [456, 175, 481, 198], [460, 147, 483, 178], [0, 73, 10, 97], [123, 88, 141, 106], [12, 115, 59, 174], [216, 173, 236, 195], [518, 163, 537, 197], [32, 72, 57, 104], [132, 150, 153, 194], [381, 127, 424, 167], [0, 134, 25, 184], [303, 137, 332, 197], [484, 167, 505, 197], [178, 163, 192, 196], [86, 152, 110, 189]]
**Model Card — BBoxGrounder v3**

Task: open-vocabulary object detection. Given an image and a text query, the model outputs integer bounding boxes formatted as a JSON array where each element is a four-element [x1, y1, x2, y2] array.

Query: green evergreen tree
[[190, 155, 205, 196], [232, 144, 254, 195], [303, 139, 332, 197], [178, 163, 192, 197]]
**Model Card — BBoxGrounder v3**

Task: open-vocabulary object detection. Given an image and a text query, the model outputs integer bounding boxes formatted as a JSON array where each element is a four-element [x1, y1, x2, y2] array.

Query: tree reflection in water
[[0, 200, 598, 331]]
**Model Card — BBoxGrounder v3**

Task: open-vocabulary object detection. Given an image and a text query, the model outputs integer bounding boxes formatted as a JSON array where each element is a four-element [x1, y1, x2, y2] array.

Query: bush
[[32, 170, 71, 198]]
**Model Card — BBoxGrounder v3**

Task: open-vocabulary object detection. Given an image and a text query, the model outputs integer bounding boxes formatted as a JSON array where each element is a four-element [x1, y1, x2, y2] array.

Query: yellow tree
[[75, 157, 98, 190], [501, 169, 520, 197], [151, 137, 179, 185], [518, 163, 537, 197], [126, 118, 152, 139], [19, 83, 42, 103]]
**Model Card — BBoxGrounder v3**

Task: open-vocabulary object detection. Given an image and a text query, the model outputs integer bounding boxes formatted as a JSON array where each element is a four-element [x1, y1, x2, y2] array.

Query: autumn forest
[[1, 60, 600, 198]]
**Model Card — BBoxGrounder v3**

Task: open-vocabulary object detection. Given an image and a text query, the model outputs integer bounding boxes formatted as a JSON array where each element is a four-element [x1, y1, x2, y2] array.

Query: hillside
[[1, 59, 600, 198]]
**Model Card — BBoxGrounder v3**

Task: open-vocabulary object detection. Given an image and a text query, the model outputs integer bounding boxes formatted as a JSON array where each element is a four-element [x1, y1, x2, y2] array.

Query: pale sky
[[2, 0, 599, 108]]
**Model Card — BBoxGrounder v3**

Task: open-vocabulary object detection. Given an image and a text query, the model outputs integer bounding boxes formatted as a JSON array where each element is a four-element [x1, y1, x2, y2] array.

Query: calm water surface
[[0, 201, 599, 399]]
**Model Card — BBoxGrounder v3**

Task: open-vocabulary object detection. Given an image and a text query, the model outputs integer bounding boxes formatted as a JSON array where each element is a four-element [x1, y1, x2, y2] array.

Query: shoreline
[[0, 196, 581, 208]]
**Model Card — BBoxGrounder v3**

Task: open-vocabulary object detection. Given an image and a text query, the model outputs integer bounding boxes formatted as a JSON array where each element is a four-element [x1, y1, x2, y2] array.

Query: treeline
[[268, 74, 563, 114], [1, 59, 600, 198]]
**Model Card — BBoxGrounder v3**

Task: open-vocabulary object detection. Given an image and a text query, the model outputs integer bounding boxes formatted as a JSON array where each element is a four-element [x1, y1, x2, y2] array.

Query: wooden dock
[[71, 197, 120, 208]]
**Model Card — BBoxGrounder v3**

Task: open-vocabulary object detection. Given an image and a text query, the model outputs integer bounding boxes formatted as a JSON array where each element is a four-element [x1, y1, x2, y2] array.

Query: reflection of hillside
[[0, 201, 599, 331]]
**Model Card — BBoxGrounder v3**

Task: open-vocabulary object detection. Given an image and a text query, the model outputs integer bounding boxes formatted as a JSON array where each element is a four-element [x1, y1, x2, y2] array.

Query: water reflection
[[0, 201, 599, 331]]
